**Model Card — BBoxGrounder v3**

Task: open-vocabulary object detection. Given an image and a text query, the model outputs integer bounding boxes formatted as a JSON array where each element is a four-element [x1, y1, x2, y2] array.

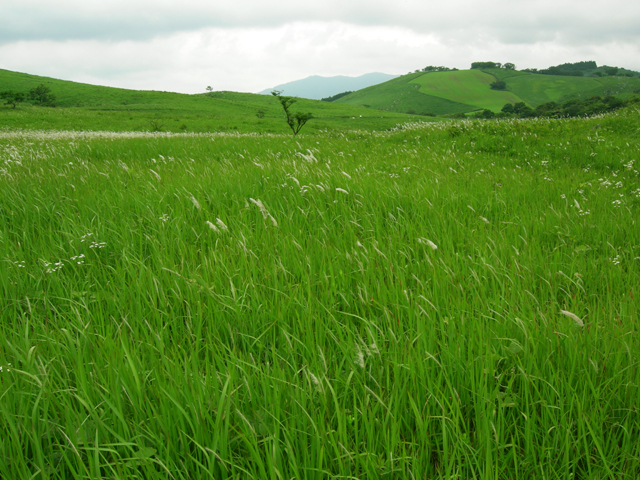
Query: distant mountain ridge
[[258, 73, 399, 100]]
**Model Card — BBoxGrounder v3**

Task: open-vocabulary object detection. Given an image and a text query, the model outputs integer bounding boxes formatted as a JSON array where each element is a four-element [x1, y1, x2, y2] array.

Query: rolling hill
[[335, 67, 640, 115], [0, 68, 415, 133]]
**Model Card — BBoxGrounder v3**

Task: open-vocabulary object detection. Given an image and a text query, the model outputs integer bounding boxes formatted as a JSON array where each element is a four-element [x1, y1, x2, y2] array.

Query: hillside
[[335, 67, 640, 115], [258, 72, 399, 100], [0, 68, 416, 133]]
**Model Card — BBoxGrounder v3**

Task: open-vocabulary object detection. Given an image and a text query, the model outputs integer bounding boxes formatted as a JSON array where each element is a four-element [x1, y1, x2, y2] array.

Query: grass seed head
[[560, 310, 584, 327]]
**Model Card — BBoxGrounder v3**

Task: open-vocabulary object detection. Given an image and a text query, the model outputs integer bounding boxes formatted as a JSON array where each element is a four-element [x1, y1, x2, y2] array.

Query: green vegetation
[[421, 66, 458, 72], [502, 95, 636, 119], [335, 62, 640, 116], [0, 90, 25, 109], [409, 70, 522, 112], [271, 90, 314, 136], [320, 91, 353, 102], [0, 71, 416, 134], [335, 73, 480, 115], [28, 83, 57, 106], [1, 102, 639, 478]]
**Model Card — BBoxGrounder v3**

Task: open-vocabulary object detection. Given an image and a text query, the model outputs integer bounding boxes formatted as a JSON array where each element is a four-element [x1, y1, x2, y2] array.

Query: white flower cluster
[[71, 254, 85, 265], [0, 363, 11, 373], [44, 261, 63, 274]]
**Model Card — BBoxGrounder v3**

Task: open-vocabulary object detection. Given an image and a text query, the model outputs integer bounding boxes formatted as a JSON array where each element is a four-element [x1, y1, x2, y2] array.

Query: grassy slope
[[484, 68, 640, 105], [409, 70, 523, 112], [0, 69, 415, 133], [337, 68, 640, 115], [334, 73, 477, 115]]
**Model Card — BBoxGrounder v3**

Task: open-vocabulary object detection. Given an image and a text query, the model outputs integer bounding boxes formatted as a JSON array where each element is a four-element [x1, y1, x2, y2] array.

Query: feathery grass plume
[[307, 369, 324, 393], [560, 310, 584, 327], [354, 345, 365, 369], [149, 169, 161, 181], [249, 198, 268, 219], [336, 188, 349, 194], [215, 218, 228, 231], [418, 238, 438, 250], [191, 196, 201, 210], [206, 221, 219, 232]]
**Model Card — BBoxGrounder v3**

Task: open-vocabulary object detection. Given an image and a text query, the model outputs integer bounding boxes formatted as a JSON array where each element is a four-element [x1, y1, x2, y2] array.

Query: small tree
[[0, 91, 25, 109], [271, 90, 313, 136], [501, 103, 515, 114], [503, 62, 516, 70], [490, 80, 507, 90], [29, 84, 56, 106], [206, 86, 213, 92]]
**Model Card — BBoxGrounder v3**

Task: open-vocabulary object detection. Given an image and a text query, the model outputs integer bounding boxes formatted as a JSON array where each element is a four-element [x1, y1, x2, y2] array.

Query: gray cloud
[[1, 1, 639, 95], [2, 0, 640, 45]]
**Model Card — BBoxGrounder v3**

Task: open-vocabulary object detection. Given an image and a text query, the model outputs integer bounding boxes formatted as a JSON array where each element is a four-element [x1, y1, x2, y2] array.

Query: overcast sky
[[1, 0, 639, 94]]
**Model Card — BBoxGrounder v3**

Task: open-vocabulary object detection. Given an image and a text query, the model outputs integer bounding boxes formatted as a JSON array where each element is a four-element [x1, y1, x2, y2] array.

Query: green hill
[[409, 70, 522, 112], [0, 69, 416, 133], [336, 68, 640, 115], [331, 73, 477, 116]]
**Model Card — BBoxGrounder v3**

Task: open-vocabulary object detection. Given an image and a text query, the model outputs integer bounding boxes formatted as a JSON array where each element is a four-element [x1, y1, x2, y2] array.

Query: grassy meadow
[[1, 105, 640, 479]]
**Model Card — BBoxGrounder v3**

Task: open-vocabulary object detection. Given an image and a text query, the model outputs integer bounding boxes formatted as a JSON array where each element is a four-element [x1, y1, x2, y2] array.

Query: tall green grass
[[1, 108, 639, 479]]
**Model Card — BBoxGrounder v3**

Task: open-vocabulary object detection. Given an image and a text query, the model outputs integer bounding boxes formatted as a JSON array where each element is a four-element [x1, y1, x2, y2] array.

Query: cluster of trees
[[321, 91, 353, 102], [556, 61, 597, 71], [520, 61, 637, 78], [592, 67, 636, 78], [496, 95, 634, 119], [490, 80, 507, 90], [471, 62, 516, 70], [0, 84, 56, 108], [421, 66, 458, 72], [522, 66, 585, 77]]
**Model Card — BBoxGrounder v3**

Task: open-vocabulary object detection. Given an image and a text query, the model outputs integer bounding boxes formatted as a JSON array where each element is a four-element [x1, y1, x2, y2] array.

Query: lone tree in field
[[29, 84, 56, 106], [271, 90, 313, 136], [0, 91, 25, 109]]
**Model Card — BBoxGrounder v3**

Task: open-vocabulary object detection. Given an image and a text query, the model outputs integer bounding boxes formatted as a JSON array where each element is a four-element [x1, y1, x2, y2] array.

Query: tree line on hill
[[0, 84, 56, 108], [470, 60, 637, 78], [470, 95, 638, 120], [321, 91, 354, 102]]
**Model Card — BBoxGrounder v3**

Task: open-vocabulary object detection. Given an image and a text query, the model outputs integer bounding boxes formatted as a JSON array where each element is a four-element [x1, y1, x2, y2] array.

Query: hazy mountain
[[258, 72, 399, 100]]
